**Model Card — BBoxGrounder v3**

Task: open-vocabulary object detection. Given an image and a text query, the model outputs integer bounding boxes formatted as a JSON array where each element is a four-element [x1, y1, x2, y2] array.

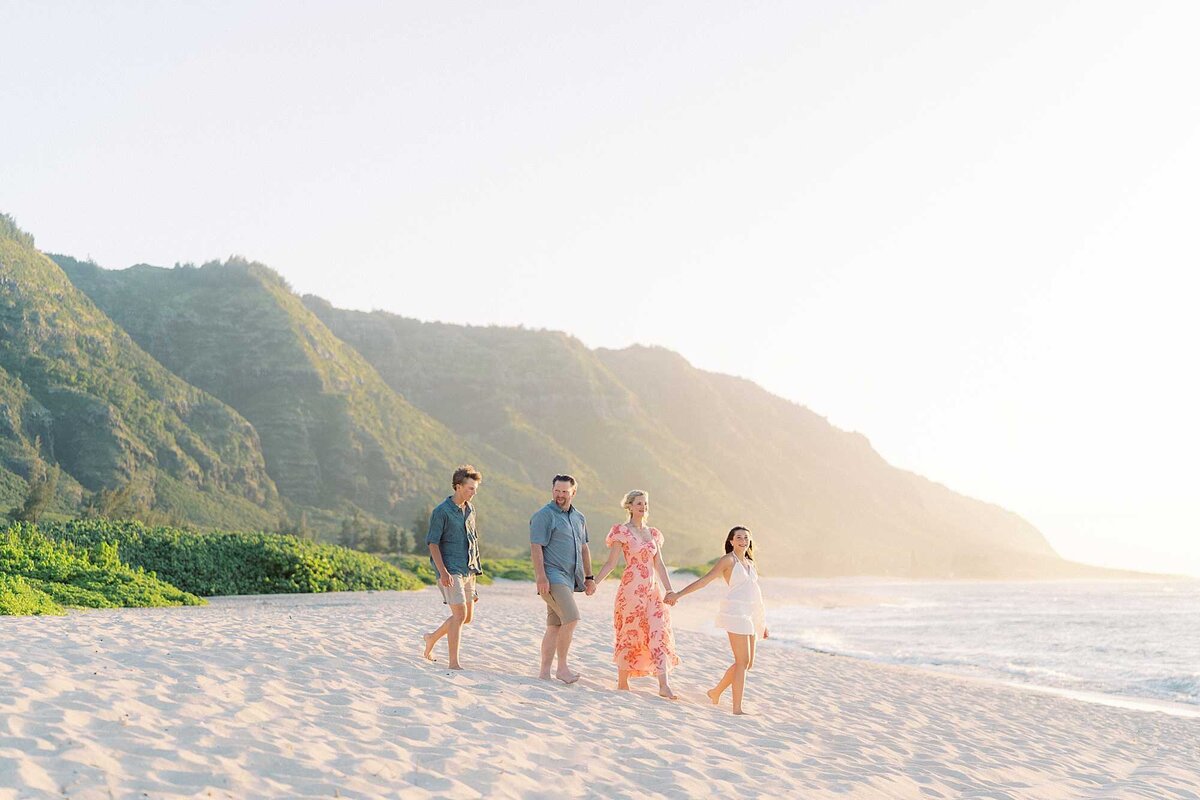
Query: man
[[423, 465, 483, 670], [530, 474, 595, 683]]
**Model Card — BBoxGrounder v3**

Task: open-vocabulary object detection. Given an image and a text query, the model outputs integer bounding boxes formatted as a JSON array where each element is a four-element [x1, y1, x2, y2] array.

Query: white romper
[[715, 556, 766, 637]]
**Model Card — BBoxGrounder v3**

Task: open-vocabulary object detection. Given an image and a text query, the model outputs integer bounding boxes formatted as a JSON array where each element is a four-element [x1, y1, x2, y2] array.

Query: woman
[[665, 526, 768, 715], [594, 490, 680, 699]]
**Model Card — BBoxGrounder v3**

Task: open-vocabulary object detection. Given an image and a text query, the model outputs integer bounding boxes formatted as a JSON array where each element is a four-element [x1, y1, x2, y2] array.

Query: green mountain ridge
[[306, 301, 1082, 575], [53, 253, 544, 545], [0, 211, 1138, 576], [0, 216, 280, 530], [302, 297, 742, 563]]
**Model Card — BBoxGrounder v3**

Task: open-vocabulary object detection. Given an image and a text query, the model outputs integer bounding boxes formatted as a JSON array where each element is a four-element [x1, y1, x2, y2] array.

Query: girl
[[665, 526, 768, 715]]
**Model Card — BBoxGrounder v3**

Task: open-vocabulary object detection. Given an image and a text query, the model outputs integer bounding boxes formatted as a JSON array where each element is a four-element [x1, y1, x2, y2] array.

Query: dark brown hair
[[724, 526, 754, 561], [452, 465, 482, 488], [552, 474, 577, 487]]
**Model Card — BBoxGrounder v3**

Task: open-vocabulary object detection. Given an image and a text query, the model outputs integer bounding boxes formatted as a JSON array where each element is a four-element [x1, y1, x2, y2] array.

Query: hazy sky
[[4, 2, 1198, 575]]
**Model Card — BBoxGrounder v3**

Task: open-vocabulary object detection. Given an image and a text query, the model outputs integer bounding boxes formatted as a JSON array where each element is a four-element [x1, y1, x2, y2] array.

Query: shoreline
[[663, 572, 1200, 719]]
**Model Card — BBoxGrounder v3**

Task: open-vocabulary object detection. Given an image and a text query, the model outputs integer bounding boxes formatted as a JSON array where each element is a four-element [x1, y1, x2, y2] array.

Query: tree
[[296, 511, 312, 541], [411, 506, 432, 549], [84, 481, 139, 520], [338, 510, 369, 550], [12, 462, 60, 523], [362, 522, 389, 553], [404, 528, 422, 554]]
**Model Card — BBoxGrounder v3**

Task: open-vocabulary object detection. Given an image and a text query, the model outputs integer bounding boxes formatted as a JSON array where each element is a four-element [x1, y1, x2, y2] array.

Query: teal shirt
[[529, 502, 588, 591], [426, 496, 481, 576]]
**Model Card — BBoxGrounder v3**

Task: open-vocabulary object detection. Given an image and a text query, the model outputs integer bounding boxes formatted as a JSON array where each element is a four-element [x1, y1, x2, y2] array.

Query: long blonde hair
[[621, 489, 649, 523]]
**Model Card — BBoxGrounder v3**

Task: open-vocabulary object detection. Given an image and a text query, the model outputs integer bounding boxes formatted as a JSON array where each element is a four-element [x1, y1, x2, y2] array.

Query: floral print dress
[[606, 523, 680, 677]]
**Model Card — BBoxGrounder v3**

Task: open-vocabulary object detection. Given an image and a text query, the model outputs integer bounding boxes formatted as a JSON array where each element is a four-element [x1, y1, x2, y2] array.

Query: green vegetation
[[55, 255, 543, 540], [44, 519, 424, 596], [383, 555, 537, 585], [0, 211, 1088, 578], [0, 574, 63, 615], [674, 557, 721, 577], [0, 215, 280, 532], [0, 522, 203, 615]]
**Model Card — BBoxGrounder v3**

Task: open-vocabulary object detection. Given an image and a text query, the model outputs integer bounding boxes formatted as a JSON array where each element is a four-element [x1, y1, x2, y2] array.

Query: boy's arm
[[425, 508, 452, 587]]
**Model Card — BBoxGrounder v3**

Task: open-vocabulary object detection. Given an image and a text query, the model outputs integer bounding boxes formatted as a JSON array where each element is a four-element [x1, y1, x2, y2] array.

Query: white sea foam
[[760, 578, 1200, 708]]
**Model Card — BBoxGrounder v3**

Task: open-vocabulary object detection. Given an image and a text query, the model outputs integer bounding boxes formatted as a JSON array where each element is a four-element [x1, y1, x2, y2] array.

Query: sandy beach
[[2, 579, 1198, 800]]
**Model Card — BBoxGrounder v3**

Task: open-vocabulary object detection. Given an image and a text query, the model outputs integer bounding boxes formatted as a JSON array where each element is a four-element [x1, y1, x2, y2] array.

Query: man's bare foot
[[422, 633, 437, 661], [706, 687, 721, 705], [556, 670, 580, 685], [538, 671, 553, 680], [448, 663, 464, 671]]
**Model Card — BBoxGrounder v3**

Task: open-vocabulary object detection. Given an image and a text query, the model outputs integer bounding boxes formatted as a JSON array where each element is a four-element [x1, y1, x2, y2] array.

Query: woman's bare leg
[[617, 668, 630, 690], [658, 666, 677, 699]]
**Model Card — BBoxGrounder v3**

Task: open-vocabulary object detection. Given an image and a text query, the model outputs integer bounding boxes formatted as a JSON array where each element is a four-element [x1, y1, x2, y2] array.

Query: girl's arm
[[593, 545, 623, 584], [667, 555, 733, 603]]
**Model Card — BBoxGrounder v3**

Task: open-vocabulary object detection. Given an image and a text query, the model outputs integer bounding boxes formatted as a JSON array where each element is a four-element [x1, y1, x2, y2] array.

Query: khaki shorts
[[542, 582, 580, 626], [439, 574, 476, 606]]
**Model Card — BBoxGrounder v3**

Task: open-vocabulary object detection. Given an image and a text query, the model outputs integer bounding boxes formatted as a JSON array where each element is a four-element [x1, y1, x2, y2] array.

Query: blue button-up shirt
[[426, 496, 481, 576], [529, 502, 589, 591]]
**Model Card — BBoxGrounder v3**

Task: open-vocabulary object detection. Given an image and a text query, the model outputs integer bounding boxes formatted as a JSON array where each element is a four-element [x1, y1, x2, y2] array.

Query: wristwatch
[[585, 575, 595, 581]]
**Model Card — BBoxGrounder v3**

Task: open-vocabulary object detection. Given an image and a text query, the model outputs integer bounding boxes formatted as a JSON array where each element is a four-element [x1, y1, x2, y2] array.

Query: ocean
[[763, 578, 1200, 713]]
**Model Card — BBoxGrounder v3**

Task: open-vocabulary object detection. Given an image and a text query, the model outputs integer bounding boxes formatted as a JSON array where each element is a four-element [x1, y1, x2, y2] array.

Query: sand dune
[[1, 580, 1197, 799]]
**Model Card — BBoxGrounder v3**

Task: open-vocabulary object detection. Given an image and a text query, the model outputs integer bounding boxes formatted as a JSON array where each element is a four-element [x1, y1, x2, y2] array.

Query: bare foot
[[422, 633, 437, 661], [706, 687, 722, 705], [556, 670, 580, 685], [617, 683, 630, 691], [658, 687, 679, 700], [448, 663, 464, 671], [732, 709, 750, 716], [538, 671, 553, 680]]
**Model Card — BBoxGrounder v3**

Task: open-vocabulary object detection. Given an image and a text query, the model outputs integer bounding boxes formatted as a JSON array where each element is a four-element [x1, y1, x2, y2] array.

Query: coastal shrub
[[481, 558, 537, 582], [0, 574, 62, 615], [385, 555, 439, 584], [675, 557, 721, 577], [384, 555, 542, 585], [0, 522, 203, 615], [43, 519, 423, 596]]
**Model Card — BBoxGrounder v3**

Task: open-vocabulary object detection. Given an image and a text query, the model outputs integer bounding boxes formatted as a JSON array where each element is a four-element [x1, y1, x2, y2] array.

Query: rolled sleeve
[[425, 507, 445, 546], [530, 509, 552, 546]]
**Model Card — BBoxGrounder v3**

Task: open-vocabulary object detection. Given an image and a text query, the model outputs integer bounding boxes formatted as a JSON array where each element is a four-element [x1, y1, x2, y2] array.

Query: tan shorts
[[542, 582, 580, 626], [439, 574, 476, 606]]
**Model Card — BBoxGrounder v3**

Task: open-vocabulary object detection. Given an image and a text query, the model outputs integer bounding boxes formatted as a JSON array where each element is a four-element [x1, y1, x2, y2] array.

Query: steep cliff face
[[0, 216, 279, 529], [303, 299, 742, 563], [56, 255, 543, 539], [598, 346, 1059, 576], [2, 205, 1084, 576], [308, 301, 1065, 576]]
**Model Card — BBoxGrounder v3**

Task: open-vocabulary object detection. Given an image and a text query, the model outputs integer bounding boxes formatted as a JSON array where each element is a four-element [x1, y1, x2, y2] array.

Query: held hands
[[663, 591, 679, 605], [584, 578, 596, 596]]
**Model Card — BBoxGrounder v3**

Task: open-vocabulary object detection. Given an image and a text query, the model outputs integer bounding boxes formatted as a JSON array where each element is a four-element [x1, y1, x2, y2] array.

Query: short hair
[[452, 465, 482, 488], [552, 474, 577, 487]]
